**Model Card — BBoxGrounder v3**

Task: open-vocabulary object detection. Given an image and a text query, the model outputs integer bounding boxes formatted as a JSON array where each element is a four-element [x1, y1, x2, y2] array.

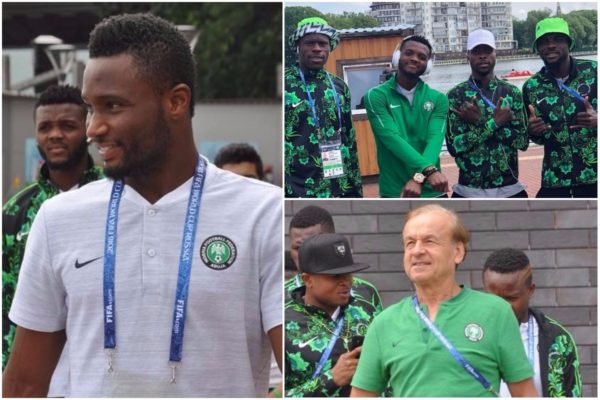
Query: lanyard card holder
[[319, 135, 345, 179]]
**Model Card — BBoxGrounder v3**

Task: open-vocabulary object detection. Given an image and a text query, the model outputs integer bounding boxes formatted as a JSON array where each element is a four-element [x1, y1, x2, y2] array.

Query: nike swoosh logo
[[536, 98, 545, 105], [298, 337, 317, 348], [390, 104, 402, 109], [75, 256, 102, 269], [392, 339, 402, 348], [292, 101, 303, 108], [16, 231, 29, 241]]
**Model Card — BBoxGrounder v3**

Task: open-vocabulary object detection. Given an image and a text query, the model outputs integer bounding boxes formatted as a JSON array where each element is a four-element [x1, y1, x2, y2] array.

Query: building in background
[[369, 2, 514, 52], [2, 3, 283, 199]]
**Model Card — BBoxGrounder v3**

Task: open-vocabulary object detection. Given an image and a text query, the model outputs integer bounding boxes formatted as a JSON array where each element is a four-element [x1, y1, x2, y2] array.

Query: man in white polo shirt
[[3, 13, 282, 397]]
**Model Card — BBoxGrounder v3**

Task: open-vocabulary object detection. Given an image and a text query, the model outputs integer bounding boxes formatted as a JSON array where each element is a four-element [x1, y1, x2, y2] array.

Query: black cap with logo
[[299, 233, 370, 275]]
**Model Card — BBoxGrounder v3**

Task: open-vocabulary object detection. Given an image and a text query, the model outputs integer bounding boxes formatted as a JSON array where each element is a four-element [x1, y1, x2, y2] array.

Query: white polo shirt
[[10, 160, 282, 397]]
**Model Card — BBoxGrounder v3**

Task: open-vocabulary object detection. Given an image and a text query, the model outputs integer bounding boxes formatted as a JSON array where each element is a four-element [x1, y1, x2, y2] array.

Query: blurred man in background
[[2, 84, 103, 396], [214, 142, 264, 180]]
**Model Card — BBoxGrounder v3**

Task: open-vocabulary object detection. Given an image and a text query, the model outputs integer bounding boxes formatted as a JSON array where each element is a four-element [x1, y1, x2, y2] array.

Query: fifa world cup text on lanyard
[[103, 158, 207, 383]]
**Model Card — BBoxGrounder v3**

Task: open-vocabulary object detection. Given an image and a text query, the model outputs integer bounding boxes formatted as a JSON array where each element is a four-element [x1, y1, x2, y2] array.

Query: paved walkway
[[363, 145, 544, 198]]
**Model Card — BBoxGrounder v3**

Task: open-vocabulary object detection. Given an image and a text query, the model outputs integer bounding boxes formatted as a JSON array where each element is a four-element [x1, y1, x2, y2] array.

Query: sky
[[286, 1, 598, 20]]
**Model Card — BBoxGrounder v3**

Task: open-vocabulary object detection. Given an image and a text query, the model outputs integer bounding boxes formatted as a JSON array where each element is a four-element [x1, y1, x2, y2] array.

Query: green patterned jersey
[[447, 77, 529, 188], [2, 157, 103, 368], [285, 280, 381, 397], [529, 308, 582, 397], [284, 65, 363, 198], [522, 58, 597, 189]]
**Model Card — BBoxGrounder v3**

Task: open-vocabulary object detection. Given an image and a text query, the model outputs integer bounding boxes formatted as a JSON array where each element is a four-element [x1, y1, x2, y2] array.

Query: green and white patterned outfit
[[285, 282, 381, 397], [2, 156, 103, 368], [522, 57, 597, 191], [285, 65, 363, 198], [446, 77, 529, 195]]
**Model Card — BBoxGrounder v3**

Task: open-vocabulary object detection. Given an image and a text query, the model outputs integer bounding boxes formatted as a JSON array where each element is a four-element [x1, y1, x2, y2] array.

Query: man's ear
[[301, 273, 311, 286], [454, 241, 466, 265], [164, 83, 191, 120]]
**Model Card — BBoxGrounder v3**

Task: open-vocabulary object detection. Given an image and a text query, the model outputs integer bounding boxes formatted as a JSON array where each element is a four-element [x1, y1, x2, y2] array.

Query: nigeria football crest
[[200, 235, 237, 270]]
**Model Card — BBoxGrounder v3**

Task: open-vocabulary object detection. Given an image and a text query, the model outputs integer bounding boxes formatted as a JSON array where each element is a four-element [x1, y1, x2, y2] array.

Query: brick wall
[[285, 200, 597, 396]]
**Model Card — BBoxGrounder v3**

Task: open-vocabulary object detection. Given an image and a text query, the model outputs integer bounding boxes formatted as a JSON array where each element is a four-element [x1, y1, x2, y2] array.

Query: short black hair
[[483, 248, 531, 274], [35, 84, 86, 118], [88, 13, 196, 116], [289, 205, 335, 233], [401, 35, 433, 56], [214, 143, 264, 180]]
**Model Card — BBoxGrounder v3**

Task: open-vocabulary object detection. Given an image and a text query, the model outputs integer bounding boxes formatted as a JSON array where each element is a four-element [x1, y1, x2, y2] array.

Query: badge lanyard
[[526, 314, 534, 367], [412, 296, 498, 396], [298, 69, 343, 139], [311, 313, 345, 379], [299, 70, 346, 179], [103, 157, 207, 383], [555, 79, 586, 104], [469, 78, 496, 110]]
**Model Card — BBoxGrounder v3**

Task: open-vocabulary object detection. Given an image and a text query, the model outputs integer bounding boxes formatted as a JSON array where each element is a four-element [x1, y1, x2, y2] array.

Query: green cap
[[288, 17, 340, 50], [532, 17, 574, 52], [297, 17, 329, 29]]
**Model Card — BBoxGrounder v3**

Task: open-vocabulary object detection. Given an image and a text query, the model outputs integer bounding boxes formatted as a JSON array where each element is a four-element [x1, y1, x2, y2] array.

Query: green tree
[[565, 10, 597, 49], [512, 18, 527, 51], [326, 12, 379, 30], [98, 3, 281, 100]]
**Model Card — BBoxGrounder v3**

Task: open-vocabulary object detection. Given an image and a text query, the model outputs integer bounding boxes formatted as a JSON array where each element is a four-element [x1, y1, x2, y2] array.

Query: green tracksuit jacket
[[364, 76, 448, 197]]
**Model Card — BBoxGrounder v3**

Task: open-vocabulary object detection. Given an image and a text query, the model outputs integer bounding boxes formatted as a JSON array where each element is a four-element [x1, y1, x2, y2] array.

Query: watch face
[[413, 173, 425, 183]]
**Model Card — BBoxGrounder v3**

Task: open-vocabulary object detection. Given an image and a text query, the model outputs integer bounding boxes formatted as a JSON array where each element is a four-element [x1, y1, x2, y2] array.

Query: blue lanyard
[[311, 312, 345, 379], [103, 157, 207, 381], [556, 79, 585, 104], [299, 69, 343, 135], [412, 295, 498, 396], [468, 78, 496, 110], [526, 314, 534, 367]]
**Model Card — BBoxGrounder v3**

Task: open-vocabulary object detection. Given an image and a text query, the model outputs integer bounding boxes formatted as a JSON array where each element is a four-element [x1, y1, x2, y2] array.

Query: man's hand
[[331, 347, 361, 387], [527, 104, 549, 137], [401, 180, 422, 198], [570, 97, 597, 129], [451, 97, 481, 124], [425, 171, 449, 193], [493, 97, 513, 128]]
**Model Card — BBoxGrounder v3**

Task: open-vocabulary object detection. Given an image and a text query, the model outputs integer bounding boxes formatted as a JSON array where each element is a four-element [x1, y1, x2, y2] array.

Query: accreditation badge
[[320, 143, 345, 179]]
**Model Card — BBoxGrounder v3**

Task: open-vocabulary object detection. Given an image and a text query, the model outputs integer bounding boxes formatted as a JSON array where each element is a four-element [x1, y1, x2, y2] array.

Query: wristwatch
[[412, 172, 425, 184], [422, 166, 438, 178]]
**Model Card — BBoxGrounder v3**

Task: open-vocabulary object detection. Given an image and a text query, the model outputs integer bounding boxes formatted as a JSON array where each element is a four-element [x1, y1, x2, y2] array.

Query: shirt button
[[147, 249, 156, 257], [148, 209, 156, 216]]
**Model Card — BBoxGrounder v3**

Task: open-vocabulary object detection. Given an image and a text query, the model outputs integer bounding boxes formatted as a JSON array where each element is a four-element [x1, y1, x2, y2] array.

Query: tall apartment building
[[369, 2, 514, 53]]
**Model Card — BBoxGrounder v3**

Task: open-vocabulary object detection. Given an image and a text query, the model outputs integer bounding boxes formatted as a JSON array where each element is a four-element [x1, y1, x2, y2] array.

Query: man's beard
[[103, 115, 171, 181], [38, 137, 88, 171]]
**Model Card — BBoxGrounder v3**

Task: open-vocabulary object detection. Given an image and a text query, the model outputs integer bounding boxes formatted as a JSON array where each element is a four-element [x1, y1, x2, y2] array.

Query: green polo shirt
[[364, 76, 448, 197], [352, 288, 533, 397]]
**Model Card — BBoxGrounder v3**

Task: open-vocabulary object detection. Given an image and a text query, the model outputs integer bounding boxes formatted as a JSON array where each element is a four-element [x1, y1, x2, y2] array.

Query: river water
[[424, 54, 597, 93]]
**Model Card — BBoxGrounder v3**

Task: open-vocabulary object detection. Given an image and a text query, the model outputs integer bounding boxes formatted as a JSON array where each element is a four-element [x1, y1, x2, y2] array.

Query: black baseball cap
[[299, 233, 370, 275]]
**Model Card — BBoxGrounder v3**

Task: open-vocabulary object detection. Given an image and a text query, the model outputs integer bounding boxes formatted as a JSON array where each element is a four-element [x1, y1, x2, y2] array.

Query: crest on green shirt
[[464, 323, 484, 342]]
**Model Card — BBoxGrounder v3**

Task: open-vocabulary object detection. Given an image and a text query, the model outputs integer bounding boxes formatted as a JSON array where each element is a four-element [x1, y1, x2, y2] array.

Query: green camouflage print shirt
[[446, 77, 529, 189], [285, 278, 382, 397], [285, 65, 363, 198], [522, 57, 597, 189], [529, 308, 582, 397], [2, 156, 103, 368]]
